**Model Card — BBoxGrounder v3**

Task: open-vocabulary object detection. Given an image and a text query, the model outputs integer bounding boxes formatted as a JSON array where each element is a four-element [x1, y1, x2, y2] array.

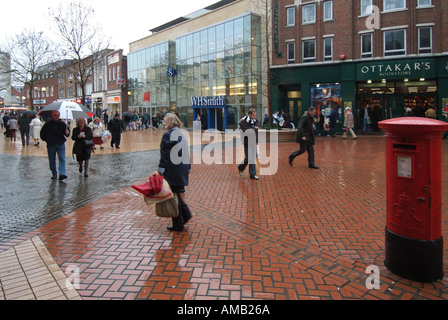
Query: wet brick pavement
[[1, 134, 448, 300], [0, 151, 160, 245]]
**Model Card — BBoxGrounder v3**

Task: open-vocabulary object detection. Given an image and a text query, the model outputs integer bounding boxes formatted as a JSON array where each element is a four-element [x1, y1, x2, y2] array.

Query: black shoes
[[167, 226, 184, 232], [288, 157, 294, 166], [59, 175, 68, 181], [309, 165, 320, 170], [79, 165, 83, 173]]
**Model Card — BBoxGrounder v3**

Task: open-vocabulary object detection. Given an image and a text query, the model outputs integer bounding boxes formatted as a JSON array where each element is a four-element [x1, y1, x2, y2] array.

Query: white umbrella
[[39, 101, 94, 120]]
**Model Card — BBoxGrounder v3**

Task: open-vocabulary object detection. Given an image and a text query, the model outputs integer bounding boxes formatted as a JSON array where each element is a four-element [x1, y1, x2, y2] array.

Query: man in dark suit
[[238, 108, 259, 180], [289, 107, 319, 169]]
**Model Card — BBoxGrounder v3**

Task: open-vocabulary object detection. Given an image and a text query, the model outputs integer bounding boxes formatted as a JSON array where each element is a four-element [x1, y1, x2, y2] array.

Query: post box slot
[[393, 144, 417, 151]]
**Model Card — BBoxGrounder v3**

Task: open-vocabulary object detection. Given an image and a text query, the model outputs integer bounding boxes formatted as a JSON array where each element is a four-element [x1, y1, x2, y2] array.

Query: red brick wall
[[273, 0, 446, 66]]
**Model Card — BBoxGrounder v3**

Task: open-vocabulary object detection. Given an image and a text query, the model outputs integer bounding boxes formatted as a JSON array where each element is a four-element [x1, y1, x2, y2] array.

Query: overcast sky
[[0, 0, 218, 55]]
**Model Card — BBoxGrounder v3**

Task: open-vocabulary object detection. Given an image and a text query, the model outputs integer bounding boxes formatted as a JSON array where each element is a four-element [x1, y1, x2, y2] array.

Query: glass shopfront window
[[128, 13, 262, 129], [175, 13, 262, 129]]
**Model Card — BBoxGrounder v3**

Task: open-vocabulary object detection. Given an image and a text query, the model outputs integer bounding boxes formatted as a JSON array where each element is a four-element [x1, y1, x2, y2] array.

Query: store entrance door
[[287, 99, 302, 127]]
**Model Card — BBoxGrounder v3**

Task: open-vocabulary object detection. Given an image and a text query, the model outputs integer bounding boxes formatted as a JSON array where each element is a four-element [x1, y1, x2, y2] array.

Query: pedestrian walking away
[[7, 116, 19, 142], [30, 115, 43, 146], [342, 107, 357, 140], [18, 113, 31, 146], [156, 113, 192, 232], [289, 107, 320, 169], [40, 110, 70, 181], [89, 117, 105, 149], [237, 108, 260, 180], [108, 113, 124, 149], [72, 118, 94, 178]]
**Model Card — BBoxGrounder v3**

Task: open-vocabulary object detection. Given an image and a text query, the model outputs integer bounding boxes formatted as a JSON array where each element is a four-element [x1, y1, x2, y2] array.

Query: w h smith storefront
[[271, 55, 448, 132]]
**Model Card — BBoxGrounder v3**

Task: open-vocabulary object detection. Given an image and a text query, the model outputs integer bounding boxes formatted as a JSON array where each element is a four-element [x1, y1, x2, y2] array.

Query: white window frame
[[383, 0, 406, 12], [324, 38, 333, 61], [418, 27, 432, 54], [361, 0, 373, 16], [302, 4, 316, 24], [417, 0, 432, 7], [383, 29, 406, 57], [323, 1, 333, 21], [361, 33, 373, 59], [287, 42, 295, 64], [286, 7, 295, 26], [302, 40, 316, 63]]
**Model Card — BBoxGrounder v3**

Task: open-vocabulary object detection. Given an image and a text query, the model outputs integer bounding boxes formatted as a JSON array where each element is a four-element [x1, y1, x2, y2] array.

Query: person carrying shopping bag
[[154, 113, 192, 232]]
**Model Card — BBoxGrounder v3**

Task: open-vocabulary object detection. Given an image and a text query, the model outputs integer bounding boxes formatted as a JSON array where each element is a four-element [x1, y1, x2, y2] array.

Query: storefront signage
[[191, 96, 226, 107], [107, 96, 121, 104], [357, 58, 436, 81], [33, 99, 46, 105]]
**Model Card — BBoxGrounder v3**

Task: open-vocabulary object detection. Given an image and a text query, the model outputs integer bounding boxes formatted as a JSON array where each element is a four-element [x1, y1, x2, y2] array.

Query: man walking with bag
[[289, 107, 320, 169], [238, 108, 260, 180]]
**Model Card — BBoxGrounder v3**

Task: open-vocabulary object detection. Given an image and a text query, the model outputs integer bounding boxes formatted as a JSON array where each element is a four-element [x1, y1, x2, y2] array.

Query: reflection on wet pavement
[[0, 151, 160, 244]]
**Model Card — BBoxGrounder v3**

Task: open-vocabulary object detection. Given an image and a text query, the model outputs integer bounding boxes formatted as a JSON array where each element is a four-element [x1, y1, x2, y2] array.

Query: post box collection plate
[[396, 155, 413, 179]]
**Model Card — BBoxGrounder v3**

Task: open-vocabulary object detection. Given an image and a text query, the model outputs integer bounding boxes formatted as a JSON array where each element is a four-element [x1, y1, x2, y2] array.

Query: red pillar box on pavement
[[378, 118, 448, 282]]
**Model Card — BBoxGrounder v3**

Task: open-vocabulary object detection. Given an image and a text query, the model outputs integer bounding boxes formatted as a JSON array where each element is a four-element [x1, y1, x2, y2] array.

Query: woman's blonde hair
[[164, 113, 182, 130]]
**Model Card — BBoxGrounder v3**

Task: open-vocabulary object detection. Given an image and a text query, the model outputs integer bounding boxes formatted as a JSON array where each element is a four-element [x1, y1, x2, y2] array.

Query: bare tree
[[3, 30, 55, 110], [49, 0, 111, 106]]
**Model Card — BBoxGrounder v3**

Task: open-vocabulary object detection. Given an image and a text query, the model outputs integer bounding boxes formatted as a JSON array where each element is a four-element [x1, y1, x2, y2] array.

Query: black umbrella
[[21, 110, 38, 116]]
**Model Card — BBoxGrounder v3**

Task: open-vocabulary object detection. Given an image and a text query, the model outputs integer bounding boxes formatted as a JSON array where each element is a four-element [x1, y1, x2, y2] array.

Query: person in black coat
[[72, 118, 94, 178], [3, 113, 10, 137], [289, 107, 319, 169], [40, 110, 71, 180], [18, 114, 31, 146], [156, 113, 192, 232], [108, 113, 123, 149], [237, 109, 259, 180]]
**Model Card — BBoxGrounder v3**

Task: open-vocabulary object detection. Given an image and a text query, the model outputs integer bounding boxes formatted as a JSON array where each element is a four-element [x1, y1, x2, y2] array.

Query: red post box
[[378, 117, 448, 283]]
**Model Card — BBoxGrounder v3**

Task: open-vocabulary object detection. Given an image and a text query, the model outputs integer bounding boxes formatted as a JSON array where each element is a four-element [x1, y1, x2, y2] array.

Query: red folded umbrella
[[132, 175, 163, 197]]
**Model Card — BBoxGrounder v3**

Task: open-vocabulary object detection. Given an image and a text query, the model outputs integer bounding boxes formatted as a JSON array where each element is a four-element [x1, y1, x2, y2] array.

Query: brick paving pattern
[[0, 134, 447, 300]]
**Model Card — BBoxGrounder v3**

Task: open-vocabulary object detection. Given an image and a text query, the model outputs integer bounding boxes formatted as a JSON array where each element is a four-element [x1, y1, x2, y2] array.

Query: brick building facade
[[271, 0, 448, 131]]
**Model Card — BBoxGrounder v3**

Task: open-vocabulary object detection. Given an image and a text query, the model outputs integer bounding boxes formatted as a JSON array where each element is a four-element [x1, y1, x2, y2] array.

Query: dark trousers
[[238, 143, 257, 178], [329, 121, 337, 136], [111, 131, 121, 147], [289, 143, 315, 166], [20, 130, 30, 146], [171, 186, 192, 230]]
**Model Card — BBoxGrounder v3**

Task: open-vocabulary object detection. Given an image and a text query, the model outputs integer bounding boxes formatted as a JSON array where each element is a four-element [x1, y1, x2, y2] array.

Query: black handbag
[[83, 139, 94, 148]]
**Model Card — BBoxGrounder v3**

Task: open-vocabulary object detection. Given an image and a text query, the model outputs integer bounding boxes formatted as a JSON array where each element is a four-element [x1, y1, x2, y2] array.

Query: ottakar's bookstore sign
[[357, 58, 436, 81]]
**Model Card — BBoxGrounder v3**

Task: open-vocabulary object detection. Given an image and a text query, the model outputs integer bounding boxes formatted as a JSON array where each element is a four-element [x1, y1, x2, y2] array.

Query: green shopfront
[[271, 55, 448, 133]]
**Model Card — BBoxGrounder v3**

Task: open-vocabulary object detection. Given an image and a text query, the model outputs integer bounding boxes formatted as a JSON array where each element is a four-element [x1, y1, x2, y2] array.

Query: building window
[[51, 86, 54, 96], [287, 42, 295, 64], [113, 67, 116, 81], [418, 27, 432, 54], [384, 29, 406, 56], [302, 4, 316, 24], [324, 38, 333, 61], [117, 66, 121, 79], [361, 0, 373, 15], [302, 40, 316, 63], [59, 88, 64, 99], [323, 1, 333, 21], [286, 7, 295, 26], [417, 0, 431, 7], [109, 68, 112, 82], [68, 87, 74, 98], [383, 0, 406, 11], [361, 33, 373, 58]]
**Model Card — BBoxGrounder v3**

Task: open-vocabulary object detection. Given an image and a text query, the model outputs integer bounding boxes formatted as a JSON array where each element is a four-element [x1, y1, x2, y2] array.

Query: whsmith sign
[[357, 58, 436, 81], [191, 96, 226, 107]]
